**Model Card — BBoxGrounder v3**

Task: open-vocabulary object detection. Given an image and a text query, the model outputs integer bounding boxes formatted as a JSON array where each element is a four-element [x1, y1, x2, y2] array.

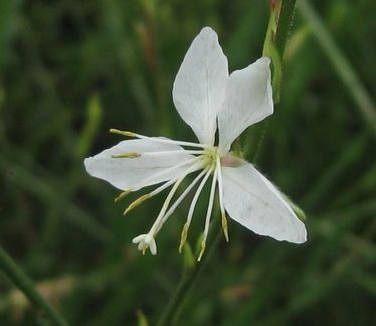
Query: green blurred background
[[1, 0, 376, 325]]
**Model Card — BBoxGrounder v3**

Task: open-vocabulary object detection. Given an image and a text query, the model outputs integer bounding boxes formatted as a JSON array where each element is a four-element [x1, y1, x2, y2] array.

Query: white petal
[[221, 162, 307, 243], [173, 27, 228, 145], [218, 57, 273, 152], [84, 138, 196, 190]]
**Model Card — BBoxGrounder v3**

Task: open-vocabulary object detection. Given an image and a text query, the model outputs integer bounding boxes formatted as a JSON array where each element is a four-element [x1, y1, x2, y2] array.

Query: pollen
[[114, 190, 132, 203], [124, 194, 151, 215], [109, 129, 136, 137], [202, 147, 221, 170], [112, 152, 141, 158], [221, 212, 229, 242], [179, 223, 189, 253], [197, 240, 206, 262]]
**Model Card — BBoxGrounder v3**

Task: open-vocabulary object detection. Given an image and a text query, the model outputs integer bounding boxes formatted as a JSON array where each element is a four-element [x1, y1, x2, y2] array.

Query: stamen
[[147, 160, 205, 236], [112, 152, 141, 158], [197, 240, 206, 262], [216, 156, 229, 241], [179, 223, 189, 253], [124, 193, 151, 215], [131, 156, 201, 192], [110, 128, 211, 149], [123, 173, 183, 215], [186, 168, 213, 227], [172, 166, 212, 261], [157, 168, 208, 234], [221, 212, 229, 242], [148, 180, 184, 234], [198, 166, 218, 261], [112, 150, 206, 158], [155, 149, 206, 156], [110, 129, 136, 137], [116, 157, 201, 207], [114, 190, 131, 203]]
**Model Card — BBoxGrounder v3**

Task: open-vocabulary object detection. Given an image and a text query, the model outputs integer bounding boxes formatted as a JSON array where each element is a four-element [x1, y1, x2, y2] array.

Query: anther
[[123, 194, 151, 215], [111, 152, 141, 158], [221, 212, 229, 242], [197, 240, 206, 262], [109, 129, 136, 137], [114, 190, 132, 203], [179, 223, 189, 253]]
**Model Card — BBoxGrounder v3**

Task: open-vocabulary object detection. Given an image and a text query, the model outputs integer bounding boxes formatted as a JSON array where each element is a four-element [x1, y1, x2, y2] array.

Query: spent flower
[[84, 27, 307, 260]]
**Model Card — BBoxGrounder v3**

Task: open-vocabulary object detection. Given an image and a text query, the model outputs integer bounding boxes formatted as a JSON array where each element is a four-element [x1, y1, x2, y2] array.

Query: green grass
[[1, 0, 376, 325]]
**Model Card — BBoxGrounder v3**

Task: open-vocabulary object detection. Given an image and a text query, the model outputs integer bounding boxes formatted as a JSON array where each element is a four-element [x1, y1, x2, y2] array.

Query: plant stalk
[[0, 246, 70, 326]]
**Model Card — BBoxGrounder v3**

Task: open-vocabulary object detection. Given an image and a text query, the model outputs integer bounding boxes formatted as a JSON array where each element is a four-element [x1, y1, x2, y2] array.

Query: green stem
[[275, 0, 297, 56], [263, 0, 297, 102], [156, 230, 222, 326], [0, 246, 70, 326], [298, 0, 376, 136]]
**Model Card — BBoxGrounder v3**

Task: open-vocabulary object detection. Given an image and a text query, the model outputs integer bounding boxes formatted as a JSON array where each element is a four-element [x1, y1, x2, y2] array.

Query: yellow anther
[[111, 152, 141, 158], [197, 240, 206, 262], [221, 212, 229, 242], [179, 223, 189, 253], [109, 129, 136, 137], [114, 190, 131, 203], [123, 194, 150, 215]]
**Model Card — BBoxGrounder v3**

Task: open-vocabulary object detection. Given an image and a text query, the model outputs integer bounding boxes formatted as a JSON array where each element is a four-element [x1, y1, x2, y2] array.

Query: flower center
[[201, 147, 221, 170], [108, 129, 230, 260]]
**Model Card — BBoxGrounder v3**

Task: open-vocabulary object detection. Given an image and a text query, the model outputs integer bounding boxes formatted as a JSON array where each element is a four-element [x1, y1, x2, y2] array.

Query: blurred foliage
[[1, 0, 376, 325]]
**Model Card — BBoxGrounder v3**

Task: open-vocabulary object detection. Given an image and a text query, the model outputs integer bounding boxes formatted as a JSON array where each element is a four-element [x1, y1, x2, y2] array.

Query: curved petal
[[218, 57, 273, 152], [84, 138, 196, 191], [221, 162, 307, 243], [173, 27, 228, 145]]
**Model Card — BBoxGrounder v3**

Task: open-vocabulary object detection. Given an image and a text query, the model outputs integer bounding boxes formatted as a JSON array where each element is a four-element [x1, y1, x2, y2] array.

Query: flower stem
[[156, 228, 222, 326], [275, 0, 297, 56], [0, 246, 70, 326], [263, 0, 297, 102], [298, 0, 376, 137]]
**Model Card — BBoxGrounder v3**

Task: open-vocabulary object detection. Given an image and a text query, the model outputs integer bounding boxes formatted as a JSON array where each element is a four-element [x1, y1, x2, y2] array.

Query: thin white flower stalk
[[85, 27, 307, 260]]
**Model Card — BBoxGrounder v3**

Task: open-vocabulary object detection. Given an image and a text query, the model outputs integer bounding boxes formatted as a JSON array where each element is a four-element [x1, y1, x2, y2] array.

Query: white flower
[[84, 27, 307, 260]]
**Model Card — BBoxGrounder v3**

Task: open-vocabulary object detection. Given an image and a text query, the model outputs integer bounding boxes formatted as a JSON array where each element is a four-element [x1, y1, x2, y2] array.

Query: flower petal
[[173, 27, 228, 145], [218, 57, 273, 152], [221, 162, 307, 243], [84, 138, 196, 191]]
